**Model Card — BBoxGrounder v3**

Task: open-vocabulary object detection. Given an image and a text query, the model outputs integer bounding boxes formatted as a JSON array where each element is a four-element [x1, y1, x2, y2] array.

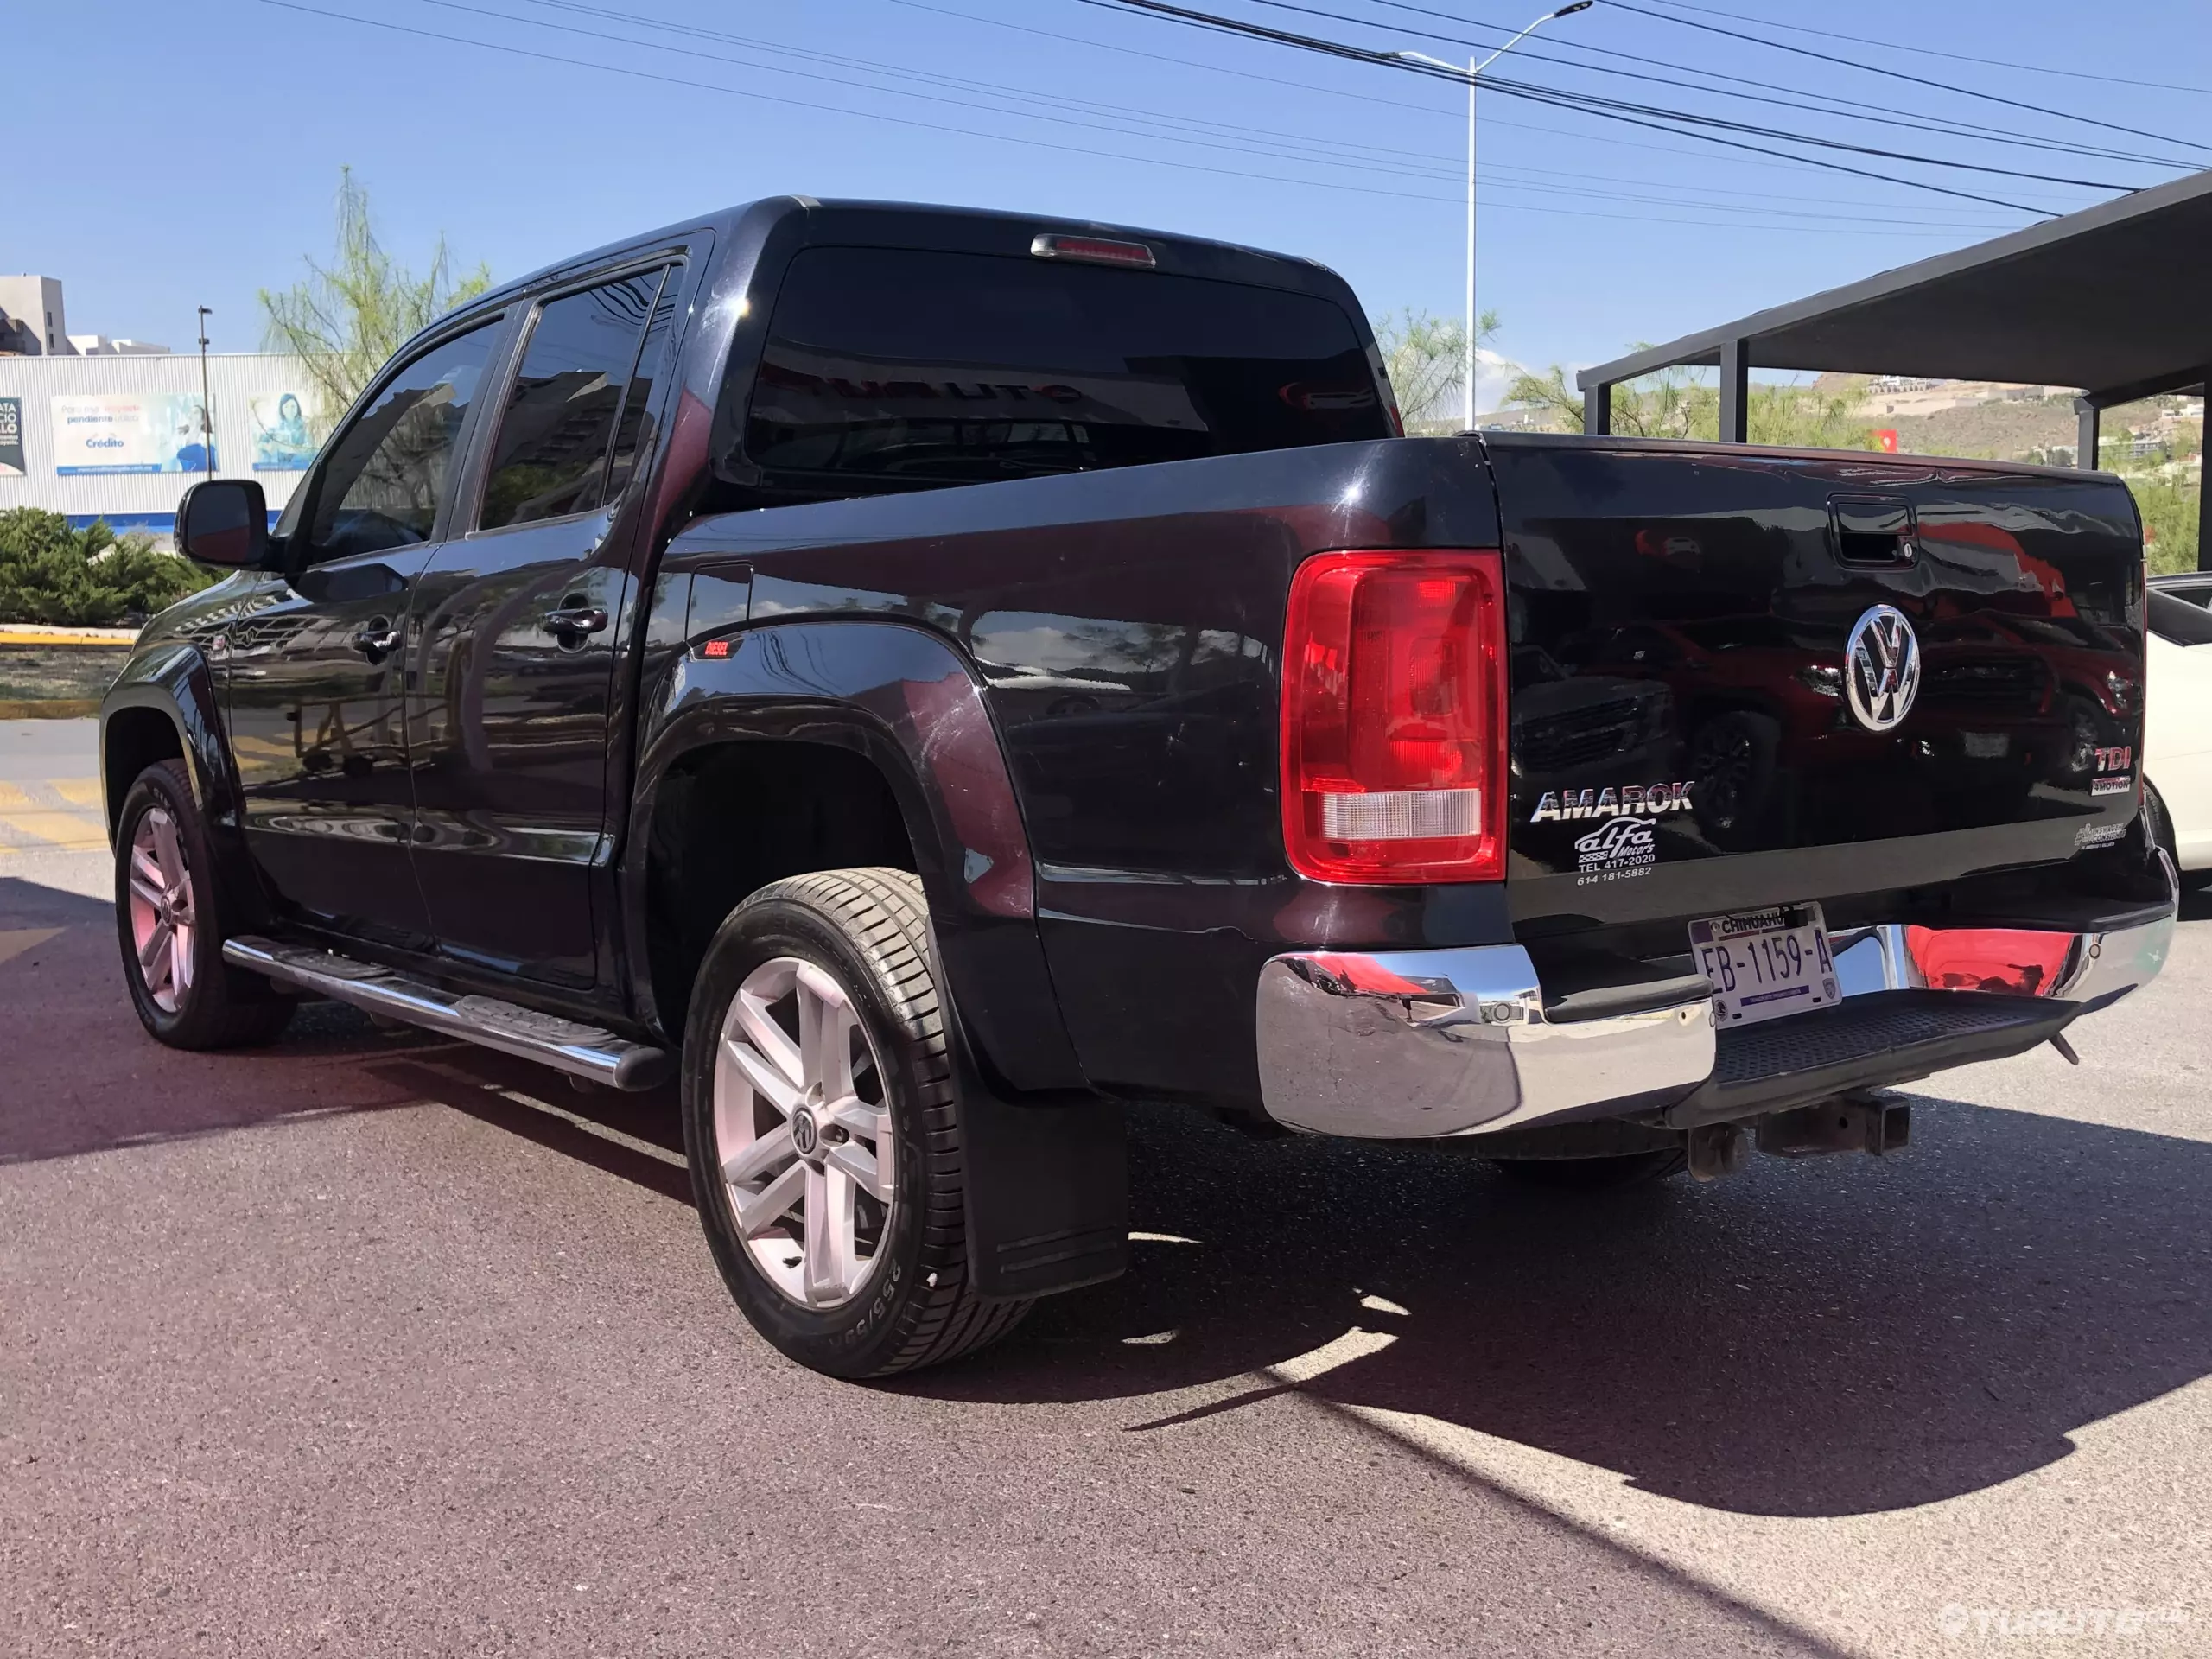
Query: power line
[[1601, 0, 2212, 157], [251, 0, 2007, 235], [1225, 0, 2209, 169], [505, 0, 2024, 224], [419, 0, 2032, 230], [424, 0, 1812, 200], [1637, 0, 2212, 100], [1084, 0, 2105, 211], [889, 0, 2086, 207]]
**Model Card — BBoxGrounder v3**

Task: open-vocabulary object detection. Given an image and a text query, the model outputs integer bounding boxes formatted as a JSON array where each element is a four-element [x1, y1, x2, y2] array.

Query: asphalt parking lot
[[3, 718, 2208, 1656]]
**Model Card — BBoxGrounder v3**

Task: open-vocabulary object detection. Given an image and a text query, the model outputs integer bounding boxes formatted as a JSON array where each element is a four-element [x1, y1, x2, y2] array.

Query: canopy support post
[[1719, 339, 1749, 443]]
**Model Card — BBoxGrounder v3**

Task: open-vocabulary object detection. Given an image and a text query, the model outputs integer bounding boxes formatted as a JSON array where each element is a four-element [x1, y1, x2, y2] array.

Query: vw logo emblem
[[1844, 604, 1921, 732], [791, 1108, 820, 1158]]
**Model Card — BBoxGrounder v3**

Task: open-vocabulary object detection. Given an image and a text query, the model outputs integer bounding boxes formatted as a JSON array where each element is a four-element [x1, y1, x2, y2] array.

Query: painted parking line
[[0, 779, 106, 854], [0, 927, 63, 965]]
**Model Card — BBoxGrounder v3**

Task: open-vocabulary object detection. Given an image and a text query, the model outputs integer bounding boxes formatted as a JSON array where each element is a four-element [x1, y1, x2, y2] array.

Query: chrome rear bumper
[[1254, 902, 2175, 1140]]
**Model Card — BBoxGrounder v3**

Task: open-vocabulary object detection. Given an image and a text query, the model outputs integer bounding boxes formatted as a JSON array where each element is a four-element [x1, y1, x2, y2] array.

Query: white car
[[2148, 575, 2212, 884]]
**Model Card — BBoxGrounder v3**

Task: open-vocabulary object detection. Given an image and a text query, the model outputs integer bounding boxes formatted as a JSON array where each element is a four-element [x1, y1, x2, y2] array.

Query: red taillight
[[1281, 550, 1508, 884]]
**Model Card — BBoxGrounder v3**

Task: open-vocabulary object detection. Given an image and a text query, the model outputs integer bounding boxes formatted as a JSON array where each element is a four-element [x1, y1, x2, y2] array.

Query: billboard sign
[[250, 391, 321, 471], [0, 397, 23, 477], [51, 391, 217, 474]]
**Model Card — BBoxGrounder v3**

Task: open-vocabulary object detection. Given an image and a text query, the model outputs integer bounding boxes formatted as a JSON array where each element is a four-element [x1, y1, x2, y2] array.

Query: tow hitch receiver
[[1687, 1122, 1750, 1182], [1756, 1092, 1911, 1160]]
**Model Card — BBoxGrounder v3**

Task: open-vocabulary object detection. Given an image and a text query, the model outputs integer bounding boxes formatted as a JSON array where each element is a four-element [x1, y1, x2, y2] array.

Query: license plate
[[1688, 903, 1840, 1028], [1962, 731, 2009, 759]]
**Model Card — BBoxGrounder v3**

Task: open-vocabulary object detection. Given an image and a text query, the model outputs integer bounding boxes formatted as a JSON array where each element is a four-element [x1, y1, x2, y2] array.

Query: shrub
[[0, 509, 214, 627]]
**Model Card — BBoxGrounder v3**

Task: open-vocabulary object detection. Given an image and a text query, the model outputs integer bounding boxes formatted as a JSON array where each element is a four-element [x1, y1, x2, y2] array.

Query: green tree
[[259, 167, 492, 424], [0, 510, 212, 626], [2115, 470, 2200, 575], [1503, 357, 1881, 450], [1374, 306, 1499, 431]]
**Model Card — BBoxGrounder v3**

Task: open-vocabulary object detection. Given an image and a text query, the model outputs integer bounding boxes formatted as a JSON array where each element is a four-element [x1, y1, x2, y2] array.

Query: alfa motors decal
[[1573, 817, 1656, 885], [1530, 781, 1694, 823]]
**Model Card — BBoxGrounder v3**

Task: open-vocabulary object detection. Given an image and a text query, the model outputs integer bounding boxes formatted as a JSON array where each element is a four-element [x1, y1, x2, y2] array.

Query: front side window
[[479, 269, 667, 531], [307, 321, 502, 563], [742, 246, 1387, 488]]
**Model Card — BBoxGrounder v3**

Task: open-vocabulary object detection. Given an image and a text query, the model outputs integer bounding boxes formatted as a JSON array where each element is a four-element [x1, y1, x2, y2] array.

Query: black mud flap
[[949, 1006, 1128, 1301]]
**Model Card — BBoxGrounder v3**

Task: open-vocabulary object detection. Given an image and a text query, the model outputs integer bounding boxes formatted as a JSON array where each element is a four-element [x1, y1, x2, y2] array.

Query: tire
[[114, 758, 295, 1050], [1488, 1148, 1688, 1190], [680, 867, 1031, 1378]]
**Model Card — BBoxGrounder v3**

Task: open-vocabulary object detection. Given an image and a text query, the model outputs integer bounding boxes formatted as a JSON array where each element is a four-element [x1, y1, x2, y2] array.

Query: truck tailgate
[[1487, 437, 2145, 930]]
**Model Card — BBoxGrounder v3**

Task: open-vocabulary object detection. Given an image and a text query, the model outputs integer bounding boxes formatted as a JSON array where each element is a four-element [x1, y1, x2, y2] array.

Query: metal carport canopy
[[1575, 167, 2212, 424], [1573, 167, 2212, 569]]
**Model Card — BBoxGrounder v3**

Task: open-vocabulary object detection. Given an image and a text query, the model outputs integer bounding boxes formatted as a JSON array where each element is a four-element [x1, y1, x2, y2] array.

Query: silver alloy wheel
[[126, 805, 196, 1014], [713, 955, 898, 1309]]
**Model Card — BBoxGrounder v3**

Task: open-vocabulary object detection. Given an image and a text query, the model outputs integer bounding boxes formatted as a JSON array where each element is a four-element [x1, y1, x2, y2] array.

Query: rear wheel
[[1489, 1148, 1688, 1190], [681, 868, 1031, 1378], [113, 758, 294, 1050]]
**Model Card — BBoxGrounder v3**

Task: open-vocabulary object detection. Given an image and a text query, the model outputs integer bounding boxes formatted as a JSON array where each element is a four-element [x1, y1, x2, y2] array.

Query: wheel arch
[[625, 619, 1085, 1093], [99, 643, 234, 836]]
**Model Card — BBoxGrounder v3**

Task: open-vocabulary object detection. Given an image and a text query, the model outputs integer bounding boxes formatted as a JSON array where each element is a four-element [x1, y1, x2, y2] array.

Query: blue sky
[[19, 0, 2212, 407]]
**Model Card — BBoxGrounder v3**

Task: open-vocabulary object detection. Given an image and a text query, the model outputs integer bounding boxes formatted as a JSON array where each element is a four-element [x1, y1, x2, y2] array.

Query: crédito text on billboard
[[0, 397, 24, 478], [51, 392, 217, 474]]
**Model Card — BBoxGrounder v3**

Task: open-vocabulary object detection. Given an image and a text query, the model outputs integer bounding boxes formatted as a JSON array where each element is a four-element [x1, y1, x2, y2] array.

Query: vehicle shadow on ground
[[901, 1093, 2212, 1522], [13, 870, 2208, 1524], [0, 877, 497, 1166]]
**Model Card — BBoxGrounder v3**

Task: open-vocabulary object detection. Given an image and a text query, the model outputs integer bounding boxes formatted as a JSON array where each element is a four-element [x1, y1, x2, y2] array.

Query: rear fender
[[627, 620, 1081, 1080], [628, 620, 1123, 1299]]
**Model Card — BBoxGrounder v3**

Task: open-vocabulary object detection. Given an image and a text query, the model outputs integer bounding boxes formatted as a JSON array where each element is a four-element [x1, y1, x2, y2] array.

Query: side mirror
[[177, 479, 270, 569]]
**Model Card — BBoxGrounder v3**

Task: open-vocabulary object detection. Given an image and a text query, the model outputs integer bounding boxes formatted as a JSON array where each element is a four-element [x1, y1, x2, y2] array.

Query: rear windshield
[[742, 245, 1387, 487]]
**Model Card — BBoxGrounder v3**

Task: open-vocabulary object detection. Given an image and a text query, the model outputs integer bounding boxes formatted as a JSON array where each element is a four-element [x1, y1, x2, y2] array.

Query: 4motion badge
[[2091, 744, 2135, 797]]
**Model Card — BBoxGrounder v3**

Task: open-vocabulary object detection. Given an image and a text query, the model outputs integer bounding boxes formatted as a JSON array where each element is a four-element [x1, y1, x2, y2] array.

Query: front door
[[406, 265, 677, 987], [226, 319, 506, 946]]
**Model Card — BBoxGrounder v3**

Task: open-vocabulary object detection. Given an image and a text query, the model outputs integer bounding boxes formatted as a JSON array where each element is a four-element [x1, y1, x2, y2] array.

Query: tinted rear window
[[743, 246, 1386, 486]]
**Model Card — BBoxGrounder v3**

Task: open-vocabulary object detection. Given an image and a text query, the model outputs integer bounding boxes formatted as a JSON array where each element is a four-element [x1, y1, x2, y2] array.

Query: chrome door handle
[[352, 622, 402, 662], [543, 604, 610, 641]]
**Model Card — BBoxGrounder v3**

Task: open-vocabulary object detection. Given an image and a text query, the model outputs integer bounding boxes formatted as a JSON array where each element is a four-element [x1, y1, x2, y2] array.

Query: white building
[[68, 336, 173, 357], [0, 351, 323, 541], [0, 276, 70, 358]]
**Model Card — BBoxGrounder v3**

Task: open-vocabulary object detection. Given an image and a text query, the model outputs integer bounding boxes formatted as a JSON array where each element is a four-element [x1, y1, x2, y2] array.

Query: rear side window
[[743, 246, 1386, 486], [479, 267, 668, 530]]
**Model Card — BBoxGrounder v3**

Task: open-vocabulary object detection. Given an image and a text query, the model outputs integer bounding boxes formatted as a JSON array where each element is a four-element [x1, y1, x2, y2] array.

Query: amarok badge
[[1530, 781, 1694, 823]]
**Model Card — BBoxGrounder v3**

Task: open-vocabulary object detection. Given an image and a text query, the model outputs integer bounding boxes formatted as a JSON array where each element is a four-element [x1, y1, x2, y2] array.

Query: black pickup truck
[[104, 198, 2177, 1378]]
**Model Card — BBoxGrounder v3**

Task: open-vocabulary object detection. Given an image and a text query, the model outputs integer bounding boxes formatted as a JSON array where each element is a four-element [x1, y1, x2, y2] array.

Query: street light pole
[[195, 306, 214, 479], [1397, 1, 1592, 431]]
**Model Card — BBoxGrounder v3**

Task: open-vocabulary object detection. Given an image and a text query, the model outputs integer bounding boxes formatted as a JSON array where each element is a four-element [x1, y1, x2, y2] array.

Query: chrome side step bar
[[221, 936, 673, 1091]]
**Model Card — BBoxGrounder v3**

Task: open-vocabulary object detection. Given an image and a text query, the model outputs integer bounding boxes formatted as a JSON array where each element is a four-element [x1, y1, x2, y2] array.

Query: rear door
[[405, 263, 680, 988], [1487, 441, 2145, 927]]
